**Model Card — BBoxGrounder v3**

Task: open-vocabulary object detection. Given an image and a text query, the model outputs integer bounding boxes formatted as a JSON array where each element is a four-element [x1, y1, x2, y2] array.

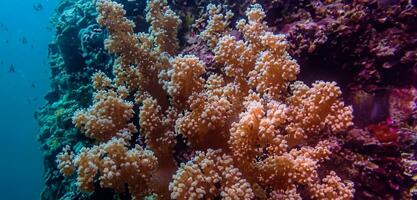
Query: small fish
[[9, 64, 15, 73], [33, 3, 43, 11], [31, 83, 36, 88], [21, 37, 28, 45], [0, 23, 7, 32]]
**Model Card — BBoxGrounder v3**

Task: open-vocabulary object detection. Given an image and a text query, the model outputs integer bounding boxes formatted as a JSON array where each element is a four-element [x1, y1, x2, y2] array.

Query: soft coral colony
[[57, 0, 355, 199]]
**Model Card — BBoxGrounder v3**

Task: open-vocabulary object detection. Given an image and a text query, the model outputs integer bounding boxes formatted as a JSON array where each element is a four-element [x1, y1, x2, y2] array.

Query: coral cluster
[[169, 149, 254, 200], [73, 90, 136, 142], [55, 0, 355, 199], [74, 138, 157, 199]]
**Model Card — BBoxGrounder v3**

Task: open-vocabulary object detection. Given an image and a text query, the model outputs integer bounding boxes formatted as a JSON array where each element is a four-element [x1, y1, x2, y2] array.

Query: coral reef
[[54, 0, 354, 199], [37, 0, 417, 200]]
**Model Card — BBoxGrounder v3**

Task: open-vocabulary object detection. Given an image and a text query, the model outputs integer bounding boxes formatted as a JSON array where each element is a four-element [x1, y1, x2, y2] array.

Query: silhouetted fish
[[33, 3, 43, 11], [0, 23, 7, 32], [31, 83, 36, 88], [21, 37, 28, 45], [9, 64, 15, 73]]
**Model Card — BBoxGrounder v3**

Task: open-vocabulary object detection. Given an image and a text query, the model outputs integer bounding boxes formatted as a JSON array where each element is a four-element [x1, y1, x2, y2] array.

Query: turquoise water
[[0, 0, 58, 199]]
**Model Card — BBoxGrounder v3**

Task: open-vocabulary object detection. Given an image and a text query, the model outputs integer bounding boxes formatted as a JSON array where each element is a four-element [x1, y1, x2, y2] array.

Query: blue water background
[[0, 0, 58, 199]]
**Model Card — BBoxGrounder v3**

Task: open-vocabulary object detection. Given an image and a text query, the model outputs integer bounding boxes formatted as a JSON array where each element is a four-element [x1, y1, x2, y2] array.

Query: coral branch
[[74, 138, 158, 199], [146, 0, 181, 55], [200, 4, 234, 48], [139, 94, 177, 157], [175, 74, 238, 148], [169, 149, 254, 200], [56, 145, 75, 177], [73, 90, 136, 142], [160, 55, 206, 109]]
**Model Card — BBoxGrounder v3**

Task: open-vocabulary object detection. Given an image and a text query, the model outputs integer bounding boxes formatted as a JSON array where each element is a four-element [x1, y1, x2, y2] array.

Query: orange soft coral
[[57, 1, 355, 199], [145, 0, 181, 55], [56, 145, 75, 176], [74, 138, 158, 199], [169, 149, 254, 200], [73, 90, 136, 142], [96, 0, 178, 95], [200, 4, 234, 48], [175, 74, 239, 148], [228, 86, 353, 198], [286, 81, 353, 146], [160, 55, 206, 109], [139, 94, 177, 157]]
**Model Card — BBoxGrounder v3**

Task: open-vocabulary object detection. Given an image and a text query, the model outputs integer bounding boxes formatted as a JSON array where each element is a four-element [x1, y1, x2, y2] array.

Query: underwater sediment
[[36, 0, 417, 199]]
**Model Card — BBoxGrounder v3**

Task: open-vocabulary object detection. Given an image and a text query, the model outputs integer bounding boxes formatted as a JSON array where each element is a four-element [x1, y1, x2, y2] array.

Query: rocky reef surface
[[36, 0, 417, 199]]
